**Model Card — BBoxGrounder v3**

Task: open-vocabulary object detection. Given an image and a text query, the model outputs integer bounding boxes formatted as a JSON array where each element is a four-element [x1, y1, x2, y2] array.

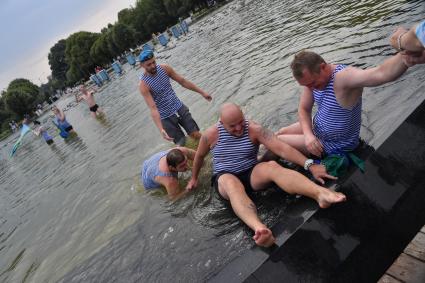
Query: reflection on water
[[1, 0, 424, 282]]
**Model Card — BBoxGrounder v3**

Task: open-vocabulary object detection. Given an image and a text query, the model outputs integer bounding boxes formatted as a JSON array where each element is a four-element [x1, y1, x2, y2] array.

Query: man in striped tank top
[[139, 50, 212, 145], [186, 103, 346, 247], [277, 50, 415, 158]]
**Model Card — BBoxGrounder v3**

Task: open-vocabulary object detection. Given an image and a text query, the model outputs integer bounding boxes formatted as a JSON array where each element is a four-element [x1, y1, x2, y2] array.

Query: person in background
[[32, 120, 54, 145], [76, 85, 104, 118], [9, 121, 17, 133], [52, 105, 76, 138]]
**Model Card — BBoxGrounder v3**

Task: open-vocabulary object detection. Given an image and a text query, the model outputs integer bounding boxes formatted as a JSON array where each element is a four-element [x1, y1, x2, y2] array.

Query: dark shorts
[[46, 139, 54, 145], [89, 104, 99, 112], [161, 104, 200, 145], [211, 168, 255, 200], [65, 126, 73, 132]]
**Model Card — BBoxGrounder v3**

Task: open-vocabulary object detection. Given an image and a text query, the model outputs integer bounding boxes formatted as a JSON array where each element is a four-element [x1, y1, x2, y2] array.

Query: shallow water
[[1, 0, 424, 282]]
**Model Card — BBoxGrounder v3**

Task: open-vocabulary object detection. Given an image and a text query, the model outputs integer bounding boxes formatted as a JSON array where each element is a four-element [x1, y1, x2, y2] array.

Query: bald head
[[219, 103, 245, 137], [220, 103, 243, 123]]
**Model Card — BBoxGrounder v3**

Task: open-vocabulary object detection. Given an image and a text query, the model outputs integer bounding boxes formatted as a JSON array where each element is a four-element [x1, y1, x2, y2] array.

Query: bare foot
[[253, 227, 276, 247], [317, 189, 346, 208]]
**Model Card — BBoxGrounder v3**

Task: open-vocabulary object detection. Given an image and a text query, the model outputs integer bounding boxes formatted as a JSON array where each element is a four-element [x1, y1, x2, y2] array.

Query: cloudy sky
[[0, 0, 136, 91]]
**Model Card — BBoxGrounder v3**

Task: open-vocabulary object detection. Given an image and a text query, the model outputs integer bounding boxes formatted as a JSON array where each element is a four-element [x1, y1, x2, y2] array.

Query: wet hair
[[166, 148, 185, 168], [290, 50, 326, 79]]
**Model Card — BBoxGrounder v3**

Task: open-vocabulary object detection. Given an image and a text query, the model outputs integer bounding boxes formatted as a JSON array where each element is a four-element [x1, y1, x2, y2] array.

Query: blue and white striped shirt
[[212, 120, 259, 175], [140, 65, 183, 119], [312, 64, 361, 155], [141, 150, 178, 189]]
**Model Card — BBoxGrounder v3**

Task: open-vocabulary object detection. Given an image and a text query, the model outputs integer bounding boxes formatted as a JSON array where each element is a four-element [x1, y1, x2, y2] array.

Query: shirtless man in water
[[76, 85, 104, 118], [186, 103, 346, 247]]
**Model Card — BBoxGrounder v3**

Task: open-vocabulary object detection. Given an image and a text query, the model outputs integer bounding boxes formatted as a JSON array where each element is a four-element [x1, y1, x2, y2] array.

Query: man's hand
[[309, 164, 337, 184], [202, 92, 212, 102], [305, 134, 323, 157], [161, 129, 174, 141], [402, 50, 425, 67], [186, 178, 198, 191], [390, 27, 409, 51]]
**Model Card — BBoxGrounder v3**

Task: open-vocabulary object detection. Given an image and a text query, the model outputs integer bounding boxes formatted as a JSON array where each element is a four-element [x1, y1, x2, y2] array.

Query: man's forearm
[[182, 80, 205, 96], [299, 109, 314, 136], [277, 142, 307, 167], [378, 53, 408, 83], [191, 156, 204, 181], [150, 110, 163, 132]]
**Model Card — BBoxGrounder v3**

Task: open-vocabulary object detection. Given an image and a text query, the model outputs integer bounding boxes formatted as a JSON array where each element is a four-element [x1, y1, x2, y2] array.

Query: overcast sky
[[0, 0, 137, 91]]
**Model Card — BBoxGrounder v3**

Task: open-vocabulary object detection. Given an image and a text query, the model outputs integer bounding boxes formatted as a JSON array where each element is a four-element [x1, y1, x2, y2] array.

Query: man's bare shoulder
[[248, 120, 262, 134], [334, 66, 365, 97], [202, 124, 219, 145], [160, 64, 172, 72], [139, 80, 150, 91]]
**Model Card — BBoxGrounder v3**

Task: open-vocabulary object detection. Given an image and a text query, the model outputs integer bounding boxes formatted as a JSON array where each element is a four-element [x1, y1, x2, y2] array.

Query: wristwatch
[[304, 159, 314, 170]]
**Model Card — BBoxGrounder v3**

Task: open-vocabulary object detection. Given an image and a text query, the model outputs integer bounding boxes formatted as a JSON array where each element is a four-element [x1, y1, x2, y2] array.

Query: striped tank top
[[140, 65, 183, 119], [312, 64, 361, 155], [212, 120, 259, 175], [141, 150, 178, 190]]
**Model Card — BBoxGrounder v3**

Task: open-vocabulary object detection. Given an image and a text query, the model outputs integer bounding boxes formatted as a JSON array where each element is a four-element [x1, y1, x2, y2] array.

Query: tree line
[[0, 0, 225, 138]]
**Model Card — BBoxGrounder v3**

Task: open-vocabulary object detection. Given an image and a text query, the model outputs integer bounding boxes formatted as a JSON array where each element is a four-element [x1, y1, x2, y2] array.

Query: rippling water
[[1, 0, 424, 282]]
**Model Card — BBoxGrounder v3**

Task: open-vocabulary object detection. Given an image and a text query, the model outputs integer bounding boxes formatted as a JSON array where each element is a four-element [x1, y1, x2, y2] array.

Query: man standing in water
[[186, 103, 345, 247], [139, 49, 212, 145], [76, 85, 104, 118], [52, 105, 76, 138], [276, 50, 421, 158]]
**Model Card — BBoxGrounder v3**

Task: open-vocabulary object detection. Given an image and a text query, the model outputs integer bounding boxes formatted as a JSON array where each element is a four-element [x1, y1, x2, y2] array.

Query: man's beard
[[147, 67, 157, 75]]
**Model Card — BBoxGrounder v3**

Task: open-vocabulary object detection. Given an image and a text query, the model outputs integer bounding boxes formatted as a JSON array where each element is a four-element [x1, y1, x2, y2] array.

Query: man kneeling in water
[[141, 147, 196, 200]]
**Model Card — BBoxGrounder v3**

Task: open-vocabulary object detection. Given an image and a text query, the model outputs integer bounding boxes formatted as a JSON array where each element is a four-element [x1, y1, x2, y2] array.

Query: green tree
[[118, 8, 135, 26], [3, 79, 40, 117], [48, 39, 69, 86], [111, 23, 137, 52], [90, 33, 113, 66], [106, 30, 121, 58], [65, 31, 100, 84]]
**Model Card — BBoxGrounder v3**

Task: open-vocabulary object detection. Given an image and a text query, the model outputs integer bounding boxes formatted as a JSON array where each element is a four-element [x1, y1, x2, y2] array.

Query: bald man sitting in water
[[186, 103, 346, 247]]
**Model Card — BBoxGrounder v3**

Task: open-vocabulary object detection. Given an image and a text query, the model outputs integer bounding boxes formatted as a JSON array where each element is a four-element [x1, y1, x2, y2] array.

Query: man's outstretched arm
[[338, 53, 408, 89], [163, 65, 212, 101]]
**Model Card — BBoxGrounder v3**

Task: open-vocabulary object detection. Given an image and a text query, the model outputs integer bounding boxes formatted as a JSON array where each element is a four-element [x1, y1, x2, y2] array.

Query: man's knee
[[261, 160, 288, 180], [264, 160, 281, 170], [218, 175, 245, 198]]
